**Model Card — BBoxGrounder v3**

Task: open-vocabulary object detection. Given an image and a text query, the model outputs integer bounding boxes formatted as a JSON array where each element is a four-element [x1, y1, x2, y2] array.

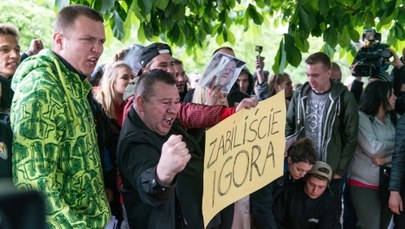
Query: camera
[[352, 29, 392, 77], [255, 45, 263, 57], [255, 45, 263, 70], [255, 45, 263, 53]]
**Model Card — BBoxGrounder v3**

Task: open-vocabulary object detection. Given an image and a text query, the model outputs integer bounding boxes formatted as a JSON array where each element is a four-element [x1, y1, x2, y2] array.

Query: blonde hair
[[192, 86, 206, 104], [192, 85, 228, 106], [95, 61, 131, 119]]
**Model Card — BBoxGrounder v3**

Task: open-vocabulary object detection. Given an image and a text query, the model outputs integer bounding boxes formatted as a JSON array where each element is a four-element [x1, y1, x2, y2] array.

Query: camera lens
[[382, 48, 392, 58]]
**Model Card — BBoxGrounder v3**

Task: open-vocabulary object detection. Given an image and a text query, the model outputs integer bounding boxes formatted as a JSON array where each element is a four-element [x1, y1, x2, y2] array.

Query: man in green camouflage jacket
[[10, 5, 110, 228]]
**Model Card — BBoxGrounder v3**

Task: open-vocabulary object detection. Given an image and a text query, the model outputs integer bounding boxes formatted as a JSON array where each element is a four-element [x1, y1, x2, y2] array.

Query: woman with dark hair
[[348, 80, 397, 229], [250, 137, 317, 228], [254, 71, 293, 105], [268, 72, 293, 106]]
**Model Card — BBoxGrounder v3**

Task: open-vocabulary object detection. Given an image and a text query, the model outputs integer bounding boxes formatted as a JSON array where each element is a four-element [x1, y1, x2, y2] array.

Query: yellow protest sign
[[202, 91, 286, 228]]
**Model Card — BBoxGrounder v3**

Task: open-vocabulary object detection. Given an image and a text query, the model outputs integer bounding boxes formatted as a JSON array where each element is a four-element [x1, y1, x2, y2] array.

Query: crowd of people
[[2, 4, 405, 229]]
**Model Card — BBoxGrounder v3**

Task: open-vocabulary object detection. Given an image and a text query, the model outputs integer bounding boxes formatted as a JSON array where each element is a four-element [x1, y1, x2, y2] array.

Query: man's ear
[[326, 69, 332, 78], [53, 32, 63, 50], [135, 96, 145, 112]]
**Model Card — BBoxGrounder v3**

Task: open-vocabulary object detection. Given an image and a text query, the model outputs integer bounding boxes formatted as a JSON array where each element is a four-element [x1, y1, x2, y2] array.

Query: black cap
[[138, 42, 172, 75]]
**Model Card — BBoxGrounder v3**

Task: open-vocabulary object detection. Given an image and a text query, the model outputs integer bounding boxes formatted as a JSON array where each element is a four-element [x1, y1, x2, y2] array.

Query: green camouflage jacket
[[11, 49, 111, 228]]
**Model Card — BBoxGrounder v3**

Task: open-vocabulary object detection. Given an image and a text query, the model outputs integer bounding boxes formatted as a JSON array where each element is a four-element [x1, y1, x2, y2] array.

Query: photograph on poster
[[199, 53, 246, 93]]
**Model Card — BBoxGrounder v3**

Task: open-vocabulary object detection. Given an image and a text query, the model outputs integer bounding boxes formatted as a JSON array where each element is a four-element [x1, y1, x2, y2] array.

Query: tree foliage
[[64, 0, 405, 73], [0, 0, 55, 50]]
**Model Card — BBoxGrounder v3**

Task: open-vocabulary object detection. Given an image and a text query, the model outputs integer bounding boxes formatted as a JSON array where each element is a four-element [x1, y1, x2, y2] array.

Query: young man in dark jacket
[[274, 161, 340, 229], [286, 52, 359, 224]]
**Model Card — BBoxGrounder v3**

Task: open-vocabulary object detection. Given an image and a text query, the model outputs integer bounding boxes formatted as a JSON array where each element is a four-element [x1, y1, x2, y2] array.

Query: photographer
[[350, 49, 404, 104], [350, 30, 403, 103]]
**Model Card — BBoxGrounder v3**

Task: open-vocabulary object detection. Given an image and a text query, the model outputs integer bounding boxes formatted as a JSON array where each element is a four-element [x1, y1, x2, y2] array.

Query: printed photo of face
[[218, 60, 237, 87]]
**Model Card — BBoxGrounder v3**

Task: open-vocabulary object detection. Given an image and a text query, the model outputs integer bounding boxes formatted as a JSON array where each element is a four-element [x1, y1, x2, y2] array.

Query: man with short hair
[[173, 58, 188, 100], [11, 5, 110, 228], [0, 24, 20, 112], [118, 69, 243, 228], [286, 52, 359, 223], [0, 24, 20, 179], [274, 161, 340, 229], [0, 25, 43, 114]]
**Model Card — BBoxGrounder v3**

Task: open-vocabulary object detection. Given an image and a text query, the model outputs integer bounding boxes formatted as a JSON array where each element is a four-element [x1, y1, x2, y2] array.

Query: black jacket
[[91, 97, 121, 188], [0, 76, 13, 111], [250, 173, 295, 229], [117, 107, 204, 229], [227, 83, 250, 107], [389, 114, 405, 191], [349, 79, 364, 104], [90, 97, 123, 222], [392, 65, 405, 114], [0, 119, 12, 179], [273, 179, 340, 229]]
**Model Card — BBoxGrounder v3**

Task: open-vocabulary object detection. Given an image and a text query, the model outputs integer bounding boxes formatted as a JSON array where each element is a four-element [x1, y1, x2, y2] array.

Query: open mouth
[[88, 57, 98, 67], [162, 117, 175, 127]]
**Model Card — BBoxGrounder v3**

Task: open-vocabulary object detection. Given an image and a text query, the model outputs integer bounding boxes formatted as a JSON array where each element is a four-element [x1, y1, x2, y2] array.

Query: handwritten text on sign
[[202, 91, 286, 228]]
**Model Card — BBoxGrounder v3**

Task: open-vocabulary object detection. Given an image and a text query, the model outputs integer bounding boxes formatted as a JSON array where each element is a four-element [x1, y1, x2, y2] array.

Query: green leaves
[[111, 10, 125, 40], [93, 0, 115, 14], [318, 0, 329, 16], [273, 34, 302, 73], [155, 0, 169, 10], [321, 43, 335, 58], [137, 0, 152, 20], [284, 34, 301, 67], [58, 0, 405, 76], [298, 3, 316, 32], [323, 27, 338, 47], [167, 23, 186, 47], [394, 22, 405, 40], [246, 4, 263, 25], [171, 4, 185, 21], [273, 37, 287, 74], [388, 22, 405, 45], [347, 27, 360, 43]]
